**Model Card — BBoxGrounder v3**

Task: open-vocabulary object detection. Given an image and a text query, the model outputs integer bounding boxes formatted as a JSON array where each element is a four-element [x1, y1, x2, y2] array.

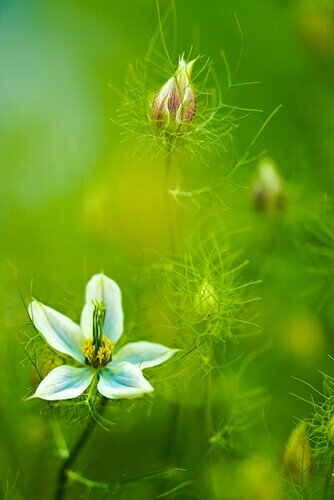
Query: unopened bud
[[252, 158, 285, 212], [152, 58, 196, 133], [282, 421, 312, 485], [194, 280, 218, 318]]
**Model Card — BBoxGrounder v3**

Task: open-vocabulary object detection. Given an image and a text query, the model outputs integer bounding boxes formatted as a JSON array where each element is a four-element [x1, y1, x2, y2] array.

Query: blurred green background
[[1, 0, 334, 498]]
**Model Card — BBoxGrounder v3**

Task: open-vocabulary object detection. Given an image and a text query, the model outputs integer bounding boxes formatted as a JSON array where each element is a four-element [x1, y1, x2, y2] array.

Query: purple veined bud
[[152, 58, 197, 133]]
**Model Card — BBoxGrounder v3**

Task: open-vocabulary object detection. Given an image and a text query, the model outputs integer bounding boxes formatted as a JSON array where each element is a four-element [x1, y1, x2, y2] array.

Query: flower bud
[[152, 58, 196, 133], [282, 421, 312, 485], [194, 280, 218, 318], [252, 158, 285, 212], [327, 416, 334, 446]]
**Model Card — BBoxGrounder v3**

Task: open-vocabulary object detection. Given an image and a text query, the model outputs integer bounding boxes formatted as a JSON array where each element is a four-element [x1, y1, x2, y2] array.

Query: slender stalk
[[67, 466, 184, 490], [54, 397, 108, 500], [204, 345, 213, 443], [323, 451, 334, 500], [164, 146, 176, 254]]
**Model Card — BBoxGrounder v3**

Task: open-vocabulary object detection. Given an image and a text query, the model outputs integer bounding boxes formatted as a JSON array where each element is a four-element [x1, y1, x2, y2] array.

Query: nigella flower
[[152, 58, 196, 133], [28, 274, 178, 401]]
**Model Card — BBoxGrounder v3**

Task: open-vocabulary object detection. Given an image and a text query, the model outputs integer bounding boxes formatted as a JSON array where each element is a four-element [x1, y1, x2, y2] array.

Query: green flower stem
[[164, 144, 175, 254], [66, 466, 185, 492], [323, 450, 334, 500], [54, 397, 108, 500], [204, 340, 213, 443], [50, 419, 69, 459]]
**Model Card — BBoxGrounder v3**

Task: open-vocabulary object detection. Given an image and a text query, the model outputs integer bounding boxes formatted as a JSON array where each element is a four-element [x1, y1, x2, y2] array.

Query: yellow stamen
[[82, 335, 114, 368]]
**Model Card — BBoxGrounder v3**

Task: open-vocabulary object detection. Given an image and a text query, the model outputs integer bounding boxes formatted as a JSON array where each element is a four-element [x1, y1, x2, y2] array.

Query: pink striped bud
[[152, 59, 196, 133]]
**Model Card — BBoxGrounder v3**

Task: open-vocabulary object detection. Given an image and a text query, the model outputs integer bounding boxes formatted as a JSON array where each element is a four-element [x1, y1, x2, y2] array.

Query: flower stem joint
[[152, 58, 197, 134]]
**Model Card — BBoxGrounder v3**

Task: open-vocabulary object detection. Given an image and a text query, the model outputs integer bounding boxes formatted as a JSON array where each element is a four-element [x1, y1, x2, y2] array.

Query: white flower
[[28, 274, 178, 401]]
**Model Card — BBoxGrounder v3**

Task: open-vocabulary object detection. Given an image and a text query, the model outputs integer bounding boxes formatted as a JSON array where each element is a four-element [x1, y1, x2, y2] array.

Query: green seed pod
[[194, 280, 218, 318]]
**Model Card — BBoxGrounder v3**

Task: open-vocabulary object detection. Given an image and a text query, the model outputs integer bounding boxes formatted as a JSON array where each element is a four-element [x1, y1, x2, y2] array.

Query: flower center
[[82, 300, 114, 368], [82, 335, 114, 368]]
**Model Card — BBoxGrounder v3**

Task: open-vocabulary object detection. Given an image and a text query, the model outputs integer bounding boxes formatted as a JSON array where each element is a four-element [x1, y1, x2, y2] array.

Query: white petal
[[97, 362, 153, 399], [33, 365, 94, 401], [81, 274, 124, 344], [114, 341, 178, 369], [29, 300, 85, 363]]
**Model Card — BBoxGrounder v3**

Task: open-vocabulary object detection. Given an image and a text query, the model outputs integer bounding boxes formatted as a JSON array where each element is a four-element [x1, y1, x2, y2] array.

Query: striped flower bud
[[152, 58, 196, 133]]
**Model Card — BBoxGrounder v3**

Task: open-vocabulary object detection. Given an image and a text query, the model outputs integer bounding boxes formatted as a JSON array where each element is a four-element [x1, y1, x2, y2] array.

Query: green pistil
[[92, 300, 106, 349]]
